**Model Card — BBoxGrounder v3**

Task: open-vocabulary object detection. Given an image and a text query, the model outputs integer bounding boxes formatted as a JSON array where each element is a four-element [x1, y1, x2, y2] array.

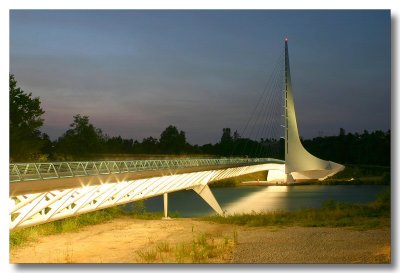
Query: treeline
[[21, 113, 282, 161], [9, 74, 283, 162], [10, 74, 390, 166], [303, 128, 390, 166]]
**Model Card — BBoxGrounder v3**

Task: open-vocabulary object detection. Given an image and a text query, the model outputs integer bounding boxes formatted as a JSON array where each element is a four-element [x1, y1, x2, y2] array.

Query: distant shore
[[210, 164, 390, 188], [240, 180, 316, 186], [239, 177, 389, 186]]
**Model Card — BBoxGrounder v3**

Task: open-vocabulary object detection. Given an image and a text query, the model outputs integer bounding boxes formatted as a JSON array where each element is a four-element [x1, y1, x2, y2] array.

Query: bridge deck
[[9, 158, 284, 196], [9, 158, 285, 230]]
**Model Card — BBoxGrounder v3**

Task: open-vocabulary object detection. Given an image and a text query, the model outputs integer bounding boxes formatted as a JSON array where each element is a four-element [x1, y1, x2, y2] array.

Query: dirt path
[[10, 217, 235, 263], [10, 217, 390, 263], [232, 226, 390, 263]]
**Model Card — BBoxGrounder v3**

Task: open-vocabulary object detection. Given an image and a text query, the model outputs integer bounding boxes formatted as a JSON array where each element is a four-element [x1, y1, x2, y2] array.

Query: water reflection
[[142, 185, 389, 217], [224, 186, 290, 214]]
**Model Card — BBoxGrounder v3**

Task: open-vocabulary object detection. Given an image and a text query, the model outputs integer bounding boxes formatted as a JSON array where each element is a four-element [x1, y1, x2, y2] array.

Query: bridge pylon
[[282, 38, 344, 181]]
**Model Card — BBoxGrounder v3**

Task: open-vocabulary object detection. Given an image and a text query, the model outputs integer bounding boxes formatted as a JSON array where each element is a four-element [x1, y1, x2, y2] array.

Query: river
[[137, 185, 389, 217]]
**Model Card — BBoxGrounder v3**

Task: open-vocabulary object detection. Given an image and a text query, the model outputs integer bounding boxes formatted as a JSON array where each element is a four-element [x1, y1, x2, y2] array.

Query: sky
[[9, 10, 391, 145]]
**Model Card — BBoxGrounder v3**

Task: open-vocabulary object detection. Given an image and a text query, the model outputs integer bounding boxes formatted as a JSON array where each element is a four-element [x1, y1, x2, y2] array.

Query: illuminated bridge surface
[[9, 158, 285, 230], [9, 158, 283, 183]]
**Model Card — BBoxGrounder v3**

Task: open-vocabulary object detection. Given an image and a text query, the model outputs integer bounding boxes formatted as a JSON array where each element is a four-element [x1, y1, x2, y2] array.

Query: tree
[[39, 133, 55, 161], [218, 128, 233, 156], [140, 137, 159, 154], [233, 130, 240, 141], [159, 125, 187, 154], [303, 129, 390, 166], [104, 135, 124, 154], [10, 74, 45, 161], [56, 114, 104, 158], [220, 128, 232, 144]]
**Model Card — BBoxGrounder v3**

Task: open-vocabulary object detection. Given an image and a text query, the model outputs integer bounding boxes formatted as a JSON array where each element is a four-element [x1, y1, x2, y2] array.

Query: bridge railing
[[9, 158, 283, 183]]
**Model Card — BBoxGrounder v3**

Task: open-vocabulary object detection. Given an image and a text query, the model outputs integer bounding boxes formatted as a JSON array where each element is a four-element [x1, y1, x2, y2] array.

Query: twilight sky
[[10, 10, 391, 145]]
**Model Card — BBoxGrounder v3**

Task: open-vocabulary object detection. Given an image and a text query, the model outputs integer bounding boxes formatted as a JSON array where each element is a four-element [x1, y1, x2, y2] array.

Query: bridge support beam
[[193, 185, 224, 216], [286, 173, 295, 184], [163, 193, 171, 220]]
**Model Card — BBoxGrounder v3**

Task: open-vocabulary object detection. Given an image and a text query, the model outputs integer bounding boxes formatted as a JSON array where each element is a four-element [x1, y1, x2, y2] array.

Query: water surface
[[140, 185, 389, 217]]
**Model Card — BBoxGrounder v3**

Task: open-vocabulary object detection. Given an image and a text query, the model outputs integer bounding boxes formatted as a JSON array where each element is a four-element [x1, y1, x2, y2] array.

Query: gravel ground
[[230, 226, 391, 264], [10, 219, 390, 264], [10, 218, 234, 263]]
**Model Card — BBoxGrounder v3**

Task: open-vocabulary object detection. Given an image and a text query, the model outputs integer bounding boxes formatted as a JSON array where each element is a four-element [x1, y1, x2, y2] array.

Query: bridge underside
[[10, 163, 284, 230]]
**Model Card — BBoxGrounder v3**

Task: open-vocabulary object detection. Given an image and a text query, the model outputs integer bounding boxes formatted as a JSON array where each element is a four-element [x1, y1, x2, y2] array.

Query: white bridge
[[9, 39, 344, 230], [10, 158, 284, 230]]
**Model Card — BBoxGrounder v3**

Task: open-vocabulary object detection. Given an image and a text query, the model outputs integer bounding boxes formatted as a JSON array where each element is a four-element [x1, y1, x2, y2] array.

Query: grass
[[137, 249, 158, 262], [232, 229, 238, 245], [202, 190, 390, 230], [10, 206, 122, 248], [10, 202, 179, 249], [135, 232, 236, 263], [156, 241, 171, 253]]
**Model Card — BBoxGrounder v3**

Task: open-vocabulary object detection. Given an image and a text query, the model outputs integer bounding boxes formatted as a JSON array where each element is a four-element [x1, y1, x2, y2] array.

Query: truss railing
[[9, 158, 283, 183], [10, 163, 286, 230]]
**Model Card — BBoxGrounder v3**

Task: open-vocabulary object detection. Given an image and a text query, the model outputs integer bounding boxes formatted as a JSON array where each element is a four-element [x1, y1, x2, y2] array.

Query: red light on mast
[[285, 37, 288, 42]]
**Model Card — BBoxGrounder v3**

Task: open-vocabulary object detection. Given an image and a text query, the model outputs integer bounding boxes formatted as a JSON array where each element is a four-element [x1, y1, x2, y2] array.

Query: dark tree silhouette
[[56, 114, 105, 158], [159, 125, 187, 154], [218, 128, 233, 156], [139, 137, 159, 154], [303, 129, 390, 166], [10, 74, 45, 161]]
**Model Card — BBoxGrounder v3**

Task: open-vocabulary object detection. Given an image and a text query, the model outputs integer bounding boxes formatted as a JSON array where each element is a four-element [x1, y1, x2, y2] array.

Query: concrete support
[[193, 184, 224, 216], [266, 169, 286, 182], [286, 173, 295, 184], [162, 192, 171, 220]]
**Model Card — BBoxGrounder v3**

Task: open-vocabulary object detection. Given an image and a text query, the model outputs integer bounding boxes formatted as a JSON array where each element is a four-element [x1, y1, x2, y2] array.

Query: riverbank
[[240, 180, 316, 186], [10, 217, 390, 263], [205, 189, 390, 228], [10, 190, 390, 263]]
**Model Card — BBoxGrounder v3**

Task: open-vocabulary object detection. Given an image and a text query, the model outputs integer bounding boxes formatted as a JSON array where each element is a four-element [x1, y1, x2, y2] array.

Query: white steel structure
[[282, 38, 344, 181], [9, 158, 276, 183], [10, 159, 284, 230]]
